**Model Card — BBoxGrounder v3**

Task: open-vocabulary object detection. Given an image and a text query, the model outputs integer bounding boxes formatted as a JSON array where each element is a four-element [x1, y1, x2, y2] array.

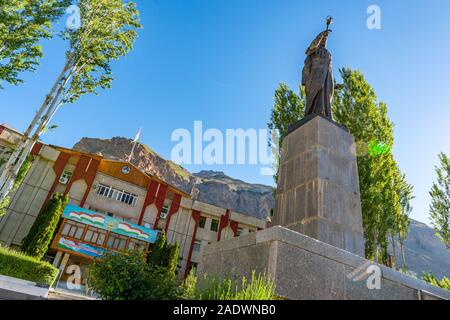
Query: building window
[[128, 238, 147, 251], [83, 226, 107, 246], [96, 184, 110, 197], [96, 184, 138, 206], [193, 240, 202, 252], [107, 233, 128, 250], [59, 171, 72, 185], [61, 221, 85, 240], [199, 216, 206, 229], [210, 219, 219, 232]]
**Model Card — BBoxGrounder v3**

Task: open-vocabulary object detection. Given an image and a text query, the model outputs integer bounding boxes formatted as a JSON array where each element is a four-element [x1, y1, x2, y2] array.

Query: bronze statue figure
[[302, 17, 334, 119]]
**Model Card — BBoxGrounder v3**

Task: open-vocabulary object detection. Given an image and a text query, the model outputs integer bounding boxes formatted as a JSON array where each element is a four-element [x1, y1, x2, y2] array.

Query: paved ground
[[47, 289, 97, 300]]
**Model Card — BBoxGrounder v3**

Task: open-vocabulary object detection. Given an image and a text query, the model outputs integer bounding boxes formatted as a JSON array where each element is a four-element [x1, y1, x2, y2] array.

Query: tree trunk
[[0, 58, 72, 202], [373, 232, 379, 263], [400, 239, 406, 272], [391, 232, 397, 269]]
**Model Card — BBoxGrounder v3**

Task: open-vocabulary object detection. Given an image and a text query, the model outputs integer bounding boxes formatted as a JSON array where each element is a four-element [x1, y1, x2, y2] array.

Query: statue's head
[[319, 31, 330, 48]]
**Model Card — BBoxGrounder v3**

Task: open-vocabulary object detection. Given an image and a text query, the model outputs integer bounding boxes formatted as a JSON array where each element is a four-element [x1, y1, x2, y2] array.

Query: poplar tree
[[147, 231, 180, 278], [333, 68, 412, 262], [267, 83, 305, 184], [0, 0, 69, 89], [429, 152, 450, 249], [395, 172, 413, 270], [22, 193, 68, 259], [0, 0, 141, 205]]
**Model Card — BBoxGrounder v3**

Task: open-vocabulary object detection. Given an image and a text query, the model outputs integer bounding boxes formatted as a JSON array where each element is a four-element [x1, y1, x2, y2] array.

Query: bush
[[180, 268, 197, 299], [196, 271, 277, 300], [22, 193, 68, 259], [88, 249, 180, 300], [422, 272, 450, 291], [0, 245, 59, 286]]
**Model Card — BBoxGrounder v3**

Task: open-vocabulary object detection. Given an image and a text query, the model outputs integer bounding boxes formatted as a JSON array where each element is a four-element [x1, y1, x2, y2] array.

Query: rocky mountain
[[394, 219, 450, 279], [73, 137, 194, 189], [73, 137, 274, 219], [192, 170, 274, 220], [73, 137, 449, 279]]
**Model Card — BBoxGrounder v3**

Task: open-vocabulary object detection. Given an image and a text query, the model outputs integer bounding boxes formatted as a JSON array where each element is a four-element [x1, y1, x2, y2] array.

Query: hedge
[[0, 245, 59, 286]]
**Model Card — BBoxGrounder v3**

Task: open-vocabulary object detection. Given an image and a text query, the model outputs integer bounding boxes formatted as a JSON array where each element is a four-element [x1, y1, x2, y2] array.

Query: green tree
[[395, 172, 414, 271], [147, 231, 179, 278], [0, 0, 69, 89], [422, 272, 450, 291], [88, 249, 179, 300], [22, 193, 68, 259], [0, 197, 9, 217], [429, 152, 450, 249], [267, 83, 305, 184], [0, 0, 141, 208], [333, 68, 412, 263]]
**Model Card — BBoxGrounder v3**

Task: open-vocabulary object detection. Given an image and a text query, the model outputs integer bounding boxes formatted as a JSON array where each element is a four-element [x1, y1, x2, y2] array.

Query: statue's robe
[[302, 33, 334, 118]]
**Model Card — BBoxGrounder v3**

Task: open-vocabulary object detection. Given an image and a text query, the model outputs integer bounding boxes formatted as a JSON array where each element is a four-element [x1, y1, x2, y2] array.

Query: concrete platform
[[197, 226, 450, 300], [0, 275, 49, 300]]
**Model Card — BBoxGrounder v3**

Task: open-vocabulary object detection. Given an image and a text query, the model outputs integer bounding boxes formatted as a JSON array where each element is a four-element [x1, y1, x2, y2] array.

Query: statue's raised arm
[[302, 17, 334, 119]]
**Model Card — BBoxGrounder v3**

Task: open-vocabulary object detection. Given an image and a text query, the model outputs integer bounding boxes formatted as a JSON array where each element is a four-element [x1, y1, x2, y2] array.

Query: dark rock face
[[192, 171, 274, 220], [73, 137, 449, 278], [393, 219, 450, 279]]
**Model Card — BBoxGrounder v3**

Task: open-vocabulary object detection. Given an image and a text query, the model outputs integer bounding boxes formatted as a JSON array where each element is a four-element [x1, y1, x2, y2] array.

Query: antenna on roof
[[127, 127, 142, 163]]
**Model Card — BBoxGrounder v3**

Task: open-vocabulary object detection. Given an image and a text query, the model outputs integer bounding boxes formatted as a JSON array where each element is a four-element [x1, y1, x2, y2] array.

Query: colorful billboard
[[62, 204, 159, 243], [57, 237, 107, 258]]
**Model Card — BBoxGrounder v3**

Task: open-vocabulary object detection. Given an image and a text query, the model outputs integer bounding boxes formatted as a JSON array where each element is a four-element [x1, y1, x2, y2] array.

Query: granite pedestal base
[[274, 115, 364, 256], [197, 227, 449, 300]]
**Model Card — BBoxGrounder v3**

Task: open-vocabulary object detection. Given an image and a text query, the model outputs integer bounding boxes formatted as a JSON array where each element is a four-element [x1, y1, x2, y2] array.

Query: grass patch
[[0, 245, 59, 286], [197, 271, 277, 300]]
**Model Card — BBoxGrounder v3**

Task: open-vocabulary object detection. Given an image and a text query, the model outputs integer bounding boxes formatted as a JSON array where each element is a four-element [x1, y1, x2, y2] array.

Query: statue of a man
[[302, 18, 334, 119]]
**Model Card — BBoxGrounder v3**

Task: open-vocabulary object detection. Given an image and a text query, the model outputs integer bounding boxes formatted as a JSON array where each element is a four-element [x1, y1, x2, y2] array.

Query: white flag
[[133, 127, 142, 143]]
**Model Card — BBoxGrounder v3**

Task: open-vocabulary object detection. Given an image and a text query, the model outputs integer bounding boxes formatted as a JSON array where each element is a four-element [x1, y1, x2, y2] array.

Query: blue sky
[[1, 0, 450, 225]]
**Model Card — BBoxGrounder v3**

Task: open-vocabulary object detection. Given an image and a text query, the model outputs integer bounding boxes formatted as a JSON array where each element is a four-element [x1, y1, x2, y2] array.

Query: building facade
[[0, 124, 267, 287]]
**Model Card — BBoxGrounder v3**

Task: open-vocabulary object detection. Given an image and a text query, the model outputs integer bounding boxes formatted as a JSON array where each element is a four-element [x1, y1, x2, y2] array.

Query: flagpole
[[127, 127, 142, 163]]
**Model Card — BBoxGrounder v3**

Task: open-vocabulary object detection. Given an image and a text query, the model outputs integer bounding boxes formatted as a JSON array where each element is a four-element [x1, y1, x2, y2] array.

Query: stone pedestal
[[273, 115, 364, 256], [197, 227, 450, 300]]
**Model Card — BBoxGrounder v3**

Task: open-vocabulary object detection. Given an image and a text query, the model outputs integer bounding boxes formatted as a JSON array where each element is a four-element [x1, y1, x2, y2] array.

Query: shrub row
[[0, 245, 59, 286]]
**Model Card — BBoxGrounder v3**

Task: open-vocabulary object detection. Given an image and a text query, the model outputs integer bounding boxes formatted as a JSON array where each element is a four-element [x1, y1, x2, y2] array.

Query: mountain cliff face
[[73, 137, 274, 219], [73, 137, 449, 278], [395, 219, 450, 279], [192, 170, 274, 220], [73, 137, 194, 190]]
